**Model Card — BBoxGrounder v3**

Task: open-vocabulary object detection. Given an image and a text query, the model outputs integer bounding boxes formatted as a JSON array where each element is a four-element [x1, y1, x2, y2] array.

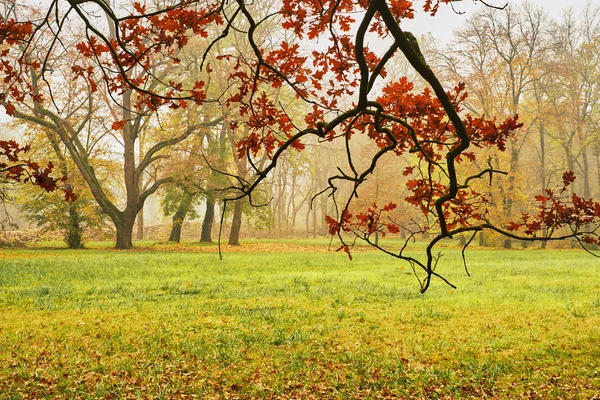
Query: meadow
[[0, 240, 599, 399]]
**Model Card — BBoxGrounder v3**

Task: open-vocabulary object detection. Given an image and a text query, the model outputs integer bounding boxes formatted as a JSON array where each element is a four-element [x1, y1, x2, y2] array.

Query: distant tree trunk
[[46, 132, 84, 249], [288, 174, 297, 232], [312, 201, 317, 238], [565, 141, 577, 248], [277, 173, 283, 235], [66, 200, 83, 249], [582, 147, 598, 250], [305, 205, 311, 238], [228, 198, 244, 246], [169, 193, 193, 243], [539, 121, 546, 196], [503, 147, 519, 249], [200, 198, 215, 242], [169, 216, 184, 243], [136, 206, 144, 240], [320, 197, 328, 236], [596, 145, 600, 195], [583, 146, 591, 199], [539, 121, 548, 249]]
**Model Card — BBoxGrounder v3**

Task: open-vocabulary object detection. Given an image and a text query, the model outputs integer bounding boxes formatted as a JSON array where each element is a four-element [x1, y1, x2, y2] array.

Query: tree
[[162, 184, 200, 242], [16, 130, 108, 248], [545, 5, 600, 200], [0, 1, 224, 249], [435, 3, 551, 248], [5, 0, 600, 291]]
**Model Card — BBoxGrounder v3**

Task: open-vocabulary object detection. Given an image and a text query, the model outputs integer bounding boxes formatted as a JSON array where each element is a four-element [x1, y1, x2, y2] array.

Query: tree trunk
[[503, 147, 519, 249], [539, 121, 546, 194], [115, 212, 136, 250], [305, 205, 311, 238], [582, 147, 598, 250], [169, 193, 193, 243], [540, 121, 548, 248], [228, 198, 244, 246], [312, 201, 317, 238], [136, 206, 144, 240], [169, 219, 184, 243], [45, 132, 84, 249], [200, 199, 215, 242], [583, 147, 591, 198], [66, 201, 83, 249], [320, 197, 328, 236]]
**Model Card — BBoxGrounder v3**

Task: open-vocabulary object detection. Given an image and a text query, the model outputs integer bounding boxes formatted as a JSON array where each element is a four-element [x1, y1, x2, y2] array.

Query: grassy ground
[[0, 241, 599, 399]]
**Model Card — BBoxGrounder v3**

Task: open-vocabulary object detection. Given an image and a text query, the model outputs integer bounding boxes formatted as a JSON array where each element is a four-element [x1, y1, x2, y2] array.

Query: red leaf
[[65, 189, 78, 202], [507, 221, 521, 231], [382, 202, 397, 212], [387, 223, 400, 234], [325, 215, 339, 236], [4, 102, 15, 116], [403, 166, 415, 176], [111, 120, 127, 130], [562, 171, 576, 188]]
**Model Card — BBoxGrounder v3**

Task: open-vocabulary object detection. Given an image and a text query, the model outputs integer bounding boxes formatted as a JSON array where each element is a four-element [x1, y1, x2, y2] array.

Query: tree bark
[[115, 212, 136, 250], [45, 131, 84, 249], [228, 198, 244, 246], [200, 198, 215, 242], [312, 201, 317, 238], [581, 146, 598, 249], [320, 197, 328, 236], [169, 193, 193, 242], [583, 146, 591, 198], [503, 146, 519, 249], [66, 201, 83, 249], [136, 206, 144, 240], [540, 121, 548, 249]]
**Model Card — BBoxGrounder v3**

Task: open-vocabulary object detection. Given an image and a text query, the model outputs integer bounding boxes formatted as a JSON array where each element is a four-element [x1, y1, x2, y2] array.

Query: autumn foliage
[[2, 0, 600, 289], [0, 140, 73, 201], [507, 171, 600, 246]]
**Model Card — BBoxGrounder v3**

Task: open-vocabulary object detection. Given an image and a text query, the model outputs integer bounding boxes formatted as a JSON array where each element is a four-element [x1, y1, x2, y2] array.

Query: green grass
[[0, 242, 599, 398]]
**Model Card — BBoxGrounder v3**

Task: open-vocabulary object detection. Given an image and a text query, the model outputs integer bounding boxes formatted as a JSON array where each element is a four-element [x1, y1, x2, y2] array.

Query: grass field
[[0, 240, 599, 399]]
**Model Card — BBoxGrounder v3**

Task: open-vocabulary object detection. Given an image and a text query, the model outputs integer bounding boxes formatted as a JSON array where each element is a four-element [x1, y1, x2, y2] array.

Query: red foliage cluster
[[234, 92, 296, 158], [0, 17, 41, 116], [326, 202, 399, 239], [70, 2, 223, 111], [0, 18, 32, 45], [508, 171, 600, 245], [0, 140, 75, 201], [208, 1, 527, 252]]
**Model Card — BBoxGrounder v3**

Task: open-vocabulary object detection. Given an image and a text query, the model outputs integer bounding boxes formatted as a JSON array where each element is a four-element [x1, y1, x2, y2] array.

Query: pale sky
[[402, 0, 596, 42]]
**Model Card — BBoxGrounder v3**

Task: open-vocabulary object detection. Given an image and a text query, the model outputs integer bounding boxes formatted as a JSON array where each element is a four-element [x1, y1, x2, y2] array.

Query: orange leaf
[[111, 120, 127, 130]]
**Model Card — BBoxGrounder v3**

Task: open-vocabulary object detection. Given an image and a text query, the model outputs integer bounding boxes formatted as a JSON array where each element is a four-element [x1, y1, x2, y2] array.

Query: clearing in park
[[0, 240, 599, 398]]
